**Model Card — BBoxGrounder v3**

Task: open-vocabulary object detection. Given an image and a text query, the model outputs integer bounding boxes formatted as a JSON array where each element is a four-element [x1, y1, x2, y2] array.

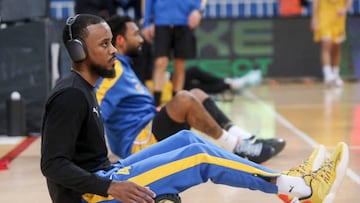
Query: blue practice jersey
[[143, 0, 207, 27], [95, 54, 158, 158]]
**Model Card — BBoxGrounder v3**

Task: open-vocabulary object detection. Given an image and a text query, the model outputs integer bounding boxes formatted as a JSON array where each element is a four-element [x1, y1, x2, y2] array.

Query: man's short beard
[[90, 63, 115, 78], [126, 47, 141, 58]]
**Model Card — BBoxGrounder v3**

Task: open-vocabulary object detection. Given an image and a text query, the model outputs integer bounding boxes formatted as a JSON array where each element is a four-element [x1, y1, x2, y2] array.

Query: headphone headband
[[66, 14, 80, 40]]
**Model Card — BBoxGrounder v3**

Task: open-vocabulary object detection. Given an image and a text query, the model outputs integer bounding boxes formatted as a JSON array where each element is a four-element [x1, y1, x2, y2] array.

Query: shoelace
[[236, 140, 263, 156], [287, 159, 311, 176], [312, 158, 334, 184], [298, 158, 335, 200]]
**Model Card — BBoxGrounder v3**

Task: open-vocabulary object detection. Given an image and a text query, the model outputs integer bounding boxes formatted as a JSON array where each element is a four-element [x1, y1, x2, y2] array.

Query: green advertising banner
[[172, 17, 360, 79]]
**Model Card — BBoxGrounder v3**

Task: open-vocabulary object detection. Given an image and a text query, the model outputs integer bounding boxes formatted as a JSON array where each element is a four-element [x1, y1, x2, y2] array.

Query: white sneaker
[[324, 74, 335, 87], [243, 69, 262, 87], [225, 70, 262, 91], [227, 78, 245, 90], [334, 77, 343, 87]]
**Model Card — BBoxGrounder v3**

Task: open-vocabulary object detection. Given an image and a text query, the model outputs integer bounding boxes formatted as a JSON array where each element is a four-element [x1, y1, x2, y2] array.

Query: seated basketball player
[[95, 15, 285, 164]]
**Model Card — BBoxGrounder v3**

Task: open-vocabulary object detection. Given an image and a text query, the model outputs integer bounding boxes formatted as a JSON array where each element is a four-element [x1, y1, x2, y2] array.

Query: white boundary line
[[0, 136, 23, 145], [243, 90, 360, 185]]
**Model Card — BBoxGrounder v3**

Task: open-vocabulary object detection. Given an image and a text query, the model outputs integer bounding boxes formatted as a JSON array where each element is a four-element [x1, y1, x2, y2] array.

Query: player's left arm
[[345, 0, 353, 11], [338, 0, 353, 16], [188, 0, 207, 29]]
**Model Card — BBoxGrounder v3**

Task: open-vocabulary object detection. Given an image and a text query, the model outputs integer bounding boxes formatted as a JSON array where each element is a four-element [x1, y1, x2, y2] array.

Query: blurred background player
[[132, 40, 262, 103], [142, 0, 207, 106], [311, 0, 353, 87], [184, 66, 262, 95]]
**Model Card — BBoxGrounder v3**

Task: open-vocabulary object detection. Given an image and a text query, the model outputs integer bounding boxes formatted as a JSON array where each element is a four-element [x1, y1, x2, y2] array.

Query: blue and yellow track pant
[[82, 130, 280, 203]]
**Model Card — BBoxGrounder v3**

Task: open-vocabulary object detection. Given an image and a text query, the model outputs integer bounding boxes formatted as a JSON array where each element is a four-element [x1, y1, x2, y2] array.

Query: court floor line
[[243, 90, 360, 186], [0, 136, 24, 144], [0, 136, 39, 170]]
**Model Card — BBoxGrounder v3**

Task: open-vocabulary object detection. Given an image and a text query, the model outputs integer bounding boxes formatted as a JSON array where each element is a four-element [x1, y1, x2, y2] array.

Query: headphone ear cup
[[66, 39, 87, 62]]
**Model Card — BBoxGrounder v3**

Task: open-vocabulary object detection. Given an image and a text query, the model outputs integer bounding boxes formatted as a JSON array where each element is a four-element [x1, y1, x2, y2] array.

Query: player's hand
[[337, 8, 347, 16], [107, 180, 156, 203], [188, 10, 202, 29], [141, 25, 155, 42]]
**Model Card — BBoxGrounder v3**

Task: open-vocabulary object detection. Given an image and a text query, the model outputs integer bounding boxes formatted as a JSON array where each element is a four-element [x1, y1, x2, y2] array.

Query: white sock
[[224, 78, 232, 85], [322, 65, 333, 81], [333, 66, 340, 78], [276, 175, 311, 199], [218, 130, 239, 151], [228, 125, 252, 140]]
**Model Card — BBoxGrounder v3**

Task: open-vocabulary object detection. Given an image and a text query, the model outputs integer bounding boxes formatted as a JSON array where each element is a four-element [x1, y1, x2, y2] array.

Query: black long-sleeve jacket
[[41, 71, 112, 203]]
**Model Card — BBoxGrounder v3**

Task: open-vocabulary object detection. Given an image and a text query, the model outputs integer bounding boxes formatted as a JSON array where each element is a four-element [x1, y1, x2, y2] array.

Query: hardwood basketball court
[[0, 82, 359, 202]]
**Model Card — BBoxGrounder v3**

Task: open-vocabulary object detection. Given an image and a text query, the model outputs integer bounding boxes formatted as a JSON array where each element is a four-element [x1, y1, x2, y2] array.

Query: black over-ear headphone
[[65, 14, 87, 62]]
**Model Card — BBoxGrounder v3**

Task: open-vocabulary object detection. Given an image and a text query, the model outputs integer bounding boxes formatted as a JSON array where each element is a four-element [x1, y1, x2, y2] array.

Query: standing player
[[311, 0, 353, 86], [142, 0, 206, 106]]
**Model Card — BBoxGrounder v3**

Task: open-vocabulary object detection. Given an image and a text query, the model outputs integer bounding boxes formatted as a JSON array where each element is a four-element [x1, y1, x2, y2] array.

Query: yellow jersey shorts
[[314, 0, 347, 43], [314, 16, 346, 43], [131, 121, 158, 154]]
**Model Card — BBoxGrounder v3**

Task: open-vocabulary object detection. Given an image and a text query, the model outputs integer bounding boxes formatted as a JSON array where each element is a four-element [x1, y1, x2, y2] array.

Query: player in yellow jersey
[[311, 0, 353, 86]]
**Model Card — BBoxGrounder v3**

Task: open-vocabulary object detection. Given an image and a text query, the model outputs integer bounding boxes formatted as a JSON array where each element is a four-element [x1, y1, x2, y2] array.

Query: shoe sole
[[322, 142, 349, 203]]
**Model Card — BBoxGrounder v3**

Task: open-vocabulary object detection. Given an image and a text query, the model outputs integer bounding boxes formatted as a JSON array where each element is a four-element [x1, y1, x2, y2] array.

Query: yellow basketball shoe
[[299, 142, 349, 203], [278, 145, 327, 203]]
